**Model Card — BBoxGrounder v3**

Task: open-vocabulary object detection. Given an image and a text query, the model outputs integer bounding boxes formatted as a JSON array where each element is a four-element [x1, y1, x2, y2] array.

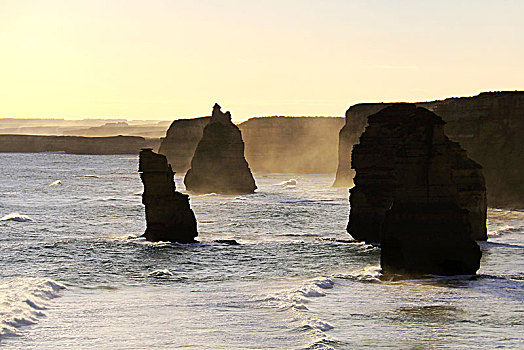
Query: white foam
[[49, 180, 61, 186], [292, 303, 309, 311], [274, 179, 298, 187], [310, 319, 335, 331], [0, 278, 65, 340], [146, 269, 174, 277], [297, 286, 326, 298], [333, 265, 382, 283], [0, 213, 33, 222], [313, 278, 335, 289]]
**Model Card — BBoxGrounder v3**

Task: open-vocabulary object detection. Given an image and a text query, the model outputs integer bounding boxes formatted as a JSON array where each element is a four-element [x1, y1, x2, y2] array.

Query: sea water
[[0, 153, 522, 349]]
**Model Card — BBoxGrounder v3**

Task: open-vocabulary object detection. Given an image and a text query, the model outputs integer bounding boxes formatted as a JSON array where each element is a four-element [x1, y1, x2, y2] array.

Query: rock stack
[[184, 104, 256, 194], [139, 148, 198, 243], [349, 104, 483, 275]]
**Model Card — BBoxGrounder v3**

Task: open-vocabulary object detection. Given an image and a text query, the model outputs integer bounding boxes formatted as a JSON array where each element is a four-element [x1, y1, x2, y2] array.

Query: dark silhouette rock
[[139, 148, 197, 243], [184, 104, 256, 194], [349, 104, 482, 275], [333, 91, 524, 209], [158, 117, 211, 173]]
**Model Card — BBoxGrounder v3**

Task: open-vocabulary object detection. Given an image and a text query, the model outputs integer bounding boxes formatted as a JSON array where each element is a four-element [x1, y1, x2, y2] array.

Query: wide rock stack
[[139, 148, 198, 243], [184, 104, 257, 194], [349, 104, 483, 275], [333, 91, 524, 209]]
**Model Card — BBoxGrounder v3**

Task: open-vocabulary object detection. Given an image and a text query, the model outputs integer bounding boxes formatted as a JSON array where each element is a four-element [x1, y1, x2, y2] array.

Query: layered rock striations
[[139, 148, 198, 243], [334, 91, 524, 209], [350, 104, 483, 275], [158, 117, 211, 173], [184, 104, 256, 194]]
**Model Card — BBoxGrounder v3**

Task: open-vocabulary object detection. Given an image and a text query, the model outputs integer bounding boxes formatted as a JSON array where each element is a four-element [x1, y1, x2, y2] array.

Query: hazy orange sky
[[1, 0, 523, 122]]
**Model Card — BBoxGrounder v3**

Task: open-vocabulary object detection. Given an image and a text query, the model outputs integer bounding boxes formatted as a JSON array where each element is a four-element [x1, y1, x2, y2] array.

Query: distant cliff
[[0, 135, 161, 154], [239, 117, 344, 173], [334, 91, 524, 209]]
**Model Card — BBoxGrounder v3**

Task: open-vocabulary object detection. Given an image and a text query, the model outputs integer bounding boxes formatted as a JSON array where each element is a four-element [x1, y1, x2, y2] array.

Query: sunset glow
[[1, 0, 523, 121]]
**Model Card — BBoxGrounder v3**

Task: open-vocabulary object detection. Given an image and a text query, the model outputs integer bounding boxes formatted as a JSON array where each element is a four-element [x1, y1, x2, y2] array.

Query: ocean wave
[[260, 276, 338, 346], [333, 265, 383, 283], [274, 179, 298, 187], [0, 213, 34, 222], [145, 269, 174, 277], [488, 224, 524, 237], [0, 278, 65, 340]]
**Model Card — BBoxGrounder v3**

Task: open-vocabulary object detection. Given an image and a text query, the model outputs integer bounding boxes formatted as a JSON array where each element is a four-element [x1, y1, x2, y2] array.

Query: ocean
[[0, 153, 522, 349]]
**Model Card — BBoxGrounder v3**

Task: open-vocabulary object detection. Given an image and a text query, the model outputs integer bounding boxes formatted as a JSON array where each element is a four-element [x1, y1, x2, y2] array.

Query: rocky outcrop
[[239, 117, 344, 173], [158, 117, 211, 173], [334, 92, 524, 209], [0, 135, 160, 154], [350, 104, 482, 275], [139, 148, 197, 243], [184, 104, 256, 194]]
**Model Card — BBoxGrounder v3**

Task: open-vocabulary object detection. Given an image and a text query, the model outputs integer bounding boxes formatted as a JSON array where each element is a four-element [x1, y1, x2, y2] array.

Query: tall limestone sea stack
[[184, 104, 256, 194], [139, 148, 198, 243], [350, 104, 483, 275]]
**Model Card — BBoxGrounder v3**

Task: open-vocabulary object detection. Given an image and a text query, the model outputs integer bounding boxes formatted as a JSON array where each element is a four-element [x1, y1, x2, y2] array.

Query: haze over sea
[[0, 153, 522, 349]]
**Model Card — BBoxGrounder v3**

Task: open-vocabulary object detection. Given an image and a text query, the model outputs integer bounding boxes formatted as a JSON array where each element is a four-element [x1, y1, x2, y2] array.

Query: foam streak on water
[[0, 278, 65, 339], [0, 153, 522, 349]]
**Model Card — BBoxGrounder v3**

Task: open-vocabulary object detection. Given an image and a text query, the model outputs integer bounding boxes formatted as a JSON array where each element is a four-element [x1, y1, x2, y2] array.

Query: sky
[[0, 0, 523, 122]]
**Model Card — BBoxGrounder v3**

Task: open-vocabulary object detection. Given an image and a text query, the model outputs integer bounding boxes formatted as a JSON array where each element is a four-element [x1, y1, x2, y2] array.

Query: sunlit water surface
[[0, 153, 522, 349]]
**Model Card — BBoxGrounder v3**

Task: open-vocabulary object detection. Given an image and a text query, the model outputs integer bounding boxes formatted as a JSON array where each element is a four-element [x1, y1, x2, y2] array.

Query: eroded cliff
[[239, 117, 344, 173]]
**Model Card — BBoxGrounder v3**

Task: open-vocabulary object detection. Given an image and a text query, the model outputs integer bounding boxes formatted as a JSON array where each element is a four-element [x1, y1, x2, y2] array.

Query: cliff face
[[239, 117, 344, 173], [0, 135, 160, 154], [184, 104, 256, 194], [334, 91, 524, 209], [350, 104, 482, 275], [158, 117, 211, 173], [139, 149, 198, 243]]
